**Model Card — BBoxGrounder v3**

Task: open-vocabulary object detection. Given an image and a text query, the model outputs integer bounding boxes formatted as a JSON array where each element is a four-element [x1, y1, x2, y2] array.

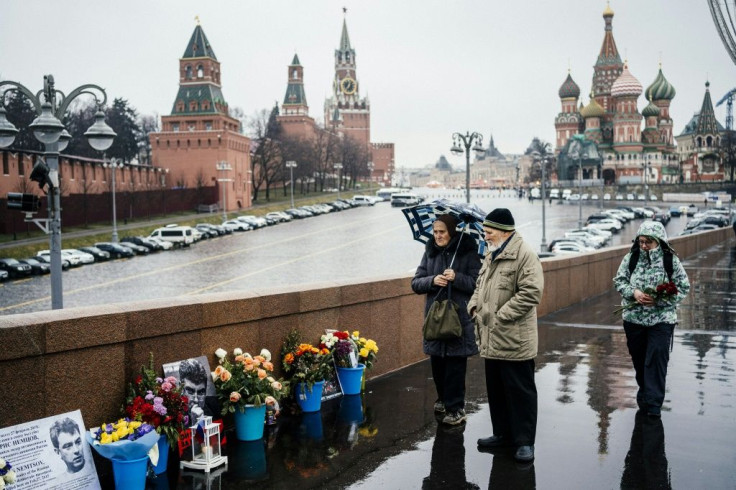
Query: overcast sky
[[1, 1, 734, 170]]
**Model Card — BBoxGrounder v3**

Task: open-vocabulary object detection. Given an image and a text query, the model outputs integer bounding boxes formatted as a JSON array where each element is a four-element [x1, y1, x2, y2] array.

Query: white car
[[265, 212, 292, 223], [352, 195, 379, 206], [37, 249, 82, 267], [62, 249, 95, 265], [588, 218, 622, 233], [147, 237, 174, 250], [581, 226, 613, 240], [568, 194, 581, 201], [564, 231, 606, 248], [552, 242, 589, 254], [633, 207, 655, 218], [603, 193, 611, 200]]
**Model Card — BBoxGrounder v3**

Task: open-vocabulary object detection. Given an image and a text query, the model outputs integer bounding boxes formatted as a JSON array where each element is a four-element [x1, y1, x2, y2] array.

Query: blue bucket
[[112, 456, 148, 490], [336, 364, 365, 395], [338, 394, 364, 424], [153, 434, 169, 474], [295, 380, 324, 412], [300, 411, 324, 441], [234, 404, 267, 441]]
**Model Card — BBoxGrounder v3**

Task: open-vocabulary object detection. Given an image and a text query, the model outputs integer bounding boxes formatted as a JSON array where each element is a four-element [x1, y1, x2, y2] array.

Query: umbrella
[[401, 199, 488, 256]]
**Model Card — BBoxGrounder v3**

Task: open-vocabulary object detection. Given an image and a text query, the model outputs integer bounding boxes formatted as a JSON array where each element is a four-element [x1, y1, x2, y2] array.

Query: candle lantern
[[180, 416, 228, 473]]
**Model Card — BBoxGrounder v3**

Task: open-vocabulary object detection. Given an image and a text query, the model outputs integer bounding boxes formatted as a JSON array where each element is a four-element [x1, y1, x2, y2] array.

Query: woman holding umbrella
[[411, 214, 481, 425]]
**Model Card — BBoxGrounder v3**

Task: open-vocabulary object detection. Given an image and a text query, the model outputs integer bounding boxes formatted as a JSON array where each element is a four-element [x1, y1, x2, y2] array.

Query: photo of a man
[[49, 417, 85, 474], [179, 358, 207, 421], [163, 356, 215, 424]]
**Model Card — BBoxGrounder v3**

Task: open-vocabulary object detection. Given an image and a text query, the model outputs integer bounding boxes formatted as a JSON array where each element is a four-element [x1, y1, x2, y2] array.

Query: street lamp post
[[570, 134, 586, 229], [334, 163, 343, 199], [103, 158, 125, 242], [642, 155, 651, 202], [0, 75, 115, 309], [216, 161, 233, 221], [532, 152, 550, 253], [286, 160, 297, 208], [451, 131, 485, 203], [367, 161, 374, 186]]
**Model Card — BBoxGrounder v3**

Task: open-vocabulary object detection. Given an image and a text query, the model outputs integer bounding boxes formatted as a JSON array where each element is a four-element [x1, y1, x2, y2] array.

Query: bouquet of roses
[[321, 331, 359, 368], [0, 457, 16, 489], [350, 331, 379, 370], [86, 418, 159, 461], [281, 330, 333, 389], [124, 354, 190, 446], [614, 280, 679, 316], [212, 347, 286, 415]]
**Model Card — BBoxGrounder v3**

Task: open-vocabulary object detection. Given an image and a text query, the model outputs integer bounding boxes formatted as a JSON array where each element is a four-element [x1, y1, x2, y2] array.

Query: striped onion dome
[[580, 97, 605, 118], [558, 73, 581, 99], [645, 68, 676, 101], [642, 99, 660, 118], [611, 64, 642, 98]]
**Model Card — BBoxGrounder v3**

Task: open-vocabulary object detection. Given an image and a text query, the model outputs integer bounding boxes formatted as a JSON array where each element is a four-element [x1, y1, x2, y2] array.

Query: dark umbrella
[[401, 199, 488, 256]]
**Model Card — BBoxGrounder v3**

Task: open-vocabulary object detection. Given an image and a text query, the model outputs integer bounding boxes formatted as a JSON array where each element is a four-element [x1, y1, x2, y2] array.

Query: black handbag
[[423, 283, 463, 341]]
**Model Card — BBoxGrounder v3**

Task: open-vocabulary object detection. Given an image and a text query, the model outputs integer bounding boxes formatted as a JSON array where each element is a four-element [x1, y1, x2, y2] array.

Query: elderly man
[[468, 208, 544, 463]]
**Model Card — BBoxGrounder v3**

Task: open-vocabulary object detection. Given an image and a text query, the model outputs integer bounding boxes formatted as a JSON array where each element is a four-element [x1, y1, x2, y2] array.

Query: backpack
[[627, 241, 674, 281]]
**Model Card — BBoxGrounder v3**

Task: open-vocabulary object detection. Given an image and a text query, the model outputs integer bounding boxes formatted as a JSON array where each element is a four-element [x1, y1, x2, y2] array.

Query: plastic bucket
[[295, 380, 325, 412], [153, 434, 169, 474], [338, 394, 364, 424], [234, 404, 267, 441], [300, 411, 324, 441], [336, 364, 366, 395], [112, 456, 148, 490]]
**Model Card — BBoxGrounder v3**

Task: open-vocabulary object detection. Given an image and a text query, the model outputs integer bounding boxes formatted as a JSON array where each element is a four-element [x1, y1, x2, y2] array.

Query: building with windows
[[149, 22, 251, 211]]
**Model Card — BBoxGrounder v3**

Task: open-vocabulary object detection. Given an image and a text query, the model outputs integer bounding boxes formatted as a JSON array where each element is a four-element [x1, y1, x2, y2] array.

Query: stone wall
[[0, 226, 731, 429]]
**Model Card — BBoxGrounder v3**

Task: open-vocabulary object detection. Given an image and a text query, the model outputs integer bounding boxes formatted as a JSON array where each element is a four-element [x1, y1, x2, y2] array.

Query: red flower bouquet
[[124, 354, 190, 446], [614, 280, 679, 316]]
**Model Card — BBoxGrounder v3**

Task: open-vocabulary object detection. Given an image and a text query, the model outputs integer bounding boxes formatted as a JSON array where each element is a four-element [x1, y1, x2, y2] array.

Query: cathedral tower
[[592, 2, 624, 146]]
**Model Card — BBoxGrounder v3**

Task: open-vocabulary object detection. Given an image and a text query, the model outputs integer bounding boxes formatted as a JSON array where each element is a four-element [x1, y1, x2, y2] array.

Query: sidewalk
[[126, 236, 735, 489]]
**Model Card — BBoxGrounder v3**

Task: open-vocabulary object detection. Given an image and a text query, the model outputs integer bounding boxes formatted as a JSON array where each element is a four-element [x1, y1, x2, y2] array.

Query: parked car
[[0, 258, 33, 279], [120, 242, 150, 255], [147, 237, 174, 250], [149, 226, 195, 247], [18, 257, 51, 275], [352, 195, 379, 206], [568, 193, 581, 201], [193, 224, 219, 239], [547, 238, 595, 253], [632, 207, 654, 218], [668, 206, 682, 217], [552, 242, 590, 254], [652, 212, 671, 225], [63, 249, 95, 265], [615, 194, 624, 200], [626, 193, 636, 201], [78, 246, 111, 262], [37, 249, 82, 267], [122, 236, 161, 251], [33, 254, 71, 270], [588, 218, 622, 233], [223, 219, 251, 232], [94, 242, 136, 259], [265, 212, 292, 223], [603, 193, 611, 200], [0, 269, 7, 281]]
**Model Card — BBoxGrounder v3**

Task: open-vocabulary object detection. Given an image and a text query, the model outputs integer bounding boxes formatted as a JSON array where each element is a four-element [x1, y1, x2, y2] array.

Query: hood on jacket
[[636, 220, 668, 247], [426, 232, 478, 258]]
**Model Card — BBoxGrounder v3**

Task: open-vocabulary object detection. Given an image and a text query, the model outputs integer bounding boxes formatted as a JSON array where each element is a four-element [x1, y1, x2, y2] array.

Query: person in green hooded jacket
[[613, 221, 690, 417]]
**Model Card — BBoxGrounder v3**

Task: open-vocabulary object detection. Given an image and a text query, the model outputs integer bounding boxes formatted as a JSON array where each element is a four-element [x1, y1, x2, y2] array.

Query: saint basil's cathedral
[[554, 3, 726, 185]]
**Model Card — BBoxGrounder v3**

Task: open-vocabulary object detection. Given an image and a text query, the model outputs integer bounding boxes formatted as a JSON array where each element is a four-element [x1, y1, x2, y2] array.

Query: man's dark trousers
[[484, 358, 537, 445]]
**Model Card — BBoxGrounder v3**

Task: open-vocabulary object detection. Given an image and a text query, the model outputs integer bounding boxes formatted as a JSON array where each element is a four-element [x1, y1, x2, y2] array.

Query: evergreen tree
[[4, 92, 43, 152]]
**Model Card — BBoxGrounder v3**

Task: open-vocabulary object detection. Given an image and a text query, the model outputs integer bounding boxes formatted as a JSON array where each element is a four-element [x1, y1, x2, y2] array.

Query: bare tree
[[174, 173, 188, 190], [248, 105, 283, 202], [194, 169, 208, 206], [310, 127, 340, 192]]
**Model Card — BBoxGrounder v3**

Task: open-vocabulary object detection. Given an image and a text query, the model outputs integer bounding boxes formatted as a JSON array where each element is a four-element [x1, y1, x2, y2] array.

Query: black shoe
[[514, 445, 535, 462], [477, 435, 511, 448]]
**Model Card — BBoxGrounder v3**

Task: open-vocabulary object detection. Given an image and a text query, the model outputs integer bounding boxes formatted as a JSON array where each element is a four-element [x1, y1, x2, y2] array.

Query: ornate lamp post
[[531, 151, 551, 253], [367, 161, 374, 185], [0, 75, 115, 309], [103, 158, 125, 243], [569, 134, 586, 228], [642, 154, 651, 202], [285, 160, 297, 208], [334, 163, 343, 199], [216, 161, 233, 221], [451, 132, 484, 203]]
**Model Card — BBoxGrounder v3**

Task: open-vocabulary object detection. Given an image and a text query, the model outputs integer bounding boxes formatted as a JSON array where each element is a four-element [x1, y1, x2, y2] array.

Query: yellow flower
[[352, 330, 360, 338], [100, 432, 113, 444], [360, 348, 369, 358]]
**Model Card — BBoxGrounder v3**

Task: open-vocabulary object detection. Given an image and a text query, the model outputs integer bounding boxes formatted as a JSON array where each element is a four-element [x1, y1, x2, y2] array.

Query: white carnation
[[215, 348, 227, 359], [233, 348, 243, 356]]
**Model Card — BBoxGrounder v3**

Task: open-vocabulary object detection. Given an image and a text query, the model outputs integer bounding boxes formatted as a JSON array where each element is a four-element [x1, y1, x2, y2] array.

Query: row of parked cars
[[680, 206, 735, 235], [0, 197, 377, 282], [547, 206, 666, 255]]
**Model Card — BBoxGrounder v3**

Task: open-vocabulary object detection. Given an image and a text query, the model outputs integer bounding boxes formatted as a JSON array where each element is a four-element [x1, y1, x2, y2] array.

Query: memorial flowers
[[86, 418, 159, 462], [0, 457, 16, 489], [613, 280, 679, 316], [321, 331, 359, 368], [212, 347, 286, 415], [281, 330, 333, 388], [124, 354, 190, 446], [350, 331, 379, 370]]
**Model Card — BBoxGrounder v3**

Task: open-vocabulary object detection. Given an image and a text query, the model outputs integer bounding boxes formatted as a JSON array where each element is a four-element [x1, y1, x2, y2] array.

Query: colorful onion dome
[[642, 99, 660, 118], [580, 97, 605, 118], [646, 67, 676, 101], [558, 73, 581, 99], [611, 64, 642, 98]]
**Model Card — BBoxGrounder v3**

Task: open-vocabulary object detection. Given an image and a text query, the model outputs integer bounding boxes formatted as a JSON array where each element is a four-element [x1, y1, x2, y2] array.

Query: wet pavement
[[129, 235, 736, 489]]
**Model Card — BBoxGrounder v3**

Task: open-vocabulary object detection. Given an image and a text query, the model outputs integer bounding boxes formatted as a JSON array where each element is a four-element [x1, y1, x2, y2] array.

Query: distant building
[[675, 82, 728, 182], [554, 4, 679, 186], [149, 21, 252, 210]]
